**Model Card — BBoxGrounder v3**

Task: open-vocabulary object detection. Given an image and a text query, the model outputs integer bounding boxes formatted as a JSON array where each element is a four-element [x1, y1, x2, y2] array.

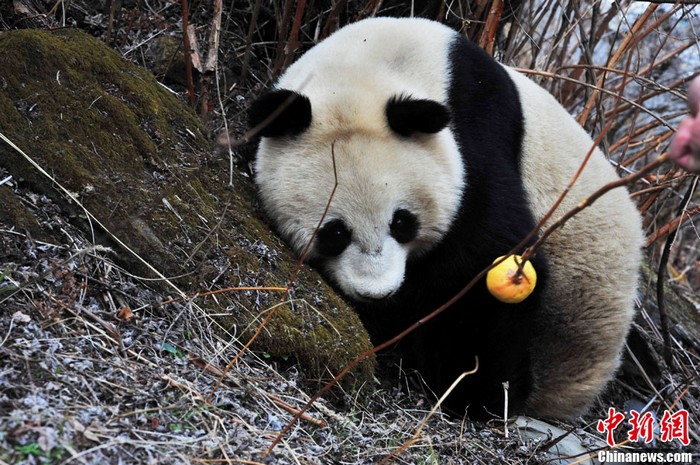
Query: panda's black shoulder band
[[248, 89, 312, 138], [386, 94, 450, 137]]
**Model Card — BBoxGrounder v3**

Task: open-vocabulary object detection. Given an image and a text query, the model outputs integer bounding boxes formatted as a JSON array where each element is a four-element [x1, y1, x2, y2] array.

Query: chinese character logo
[[597, 407, 691, 447], [659, 410, 690, 446], [597, 407, 626, 446]]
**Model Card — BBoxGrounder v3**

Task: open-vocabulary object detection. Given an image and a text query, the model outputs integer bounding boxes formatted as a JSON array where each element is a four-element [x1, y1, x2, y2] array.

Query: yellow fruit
[[486, 254, 537, 304]]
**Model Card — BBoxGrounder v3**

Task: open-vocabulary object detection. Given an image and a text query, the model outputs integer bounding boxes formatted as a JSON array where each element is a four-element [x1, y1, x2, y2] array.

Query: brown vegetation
[[0, 1, 698, 464]]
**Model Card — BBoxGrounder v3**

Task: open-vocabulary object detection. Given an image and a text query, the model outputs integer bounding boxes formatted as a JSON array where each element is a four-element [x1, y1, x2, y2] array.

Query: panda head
[[250, 89, 465, 302]]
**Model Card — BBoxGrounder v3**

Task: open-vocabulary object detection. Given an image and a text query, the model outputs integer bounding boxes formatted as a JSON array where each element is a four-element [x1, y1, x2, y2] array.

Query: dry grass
[[0, 213, 530, 464], [1, 1, 699, 464]]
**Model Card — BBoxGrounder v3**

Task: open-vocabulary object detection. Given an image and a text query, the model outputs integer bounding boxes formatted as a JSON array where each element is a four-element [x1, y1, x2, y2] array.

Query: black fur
[[251, 27, 551, 420], [385, 95, 451, 136], [316, 219, 353, 257], [248, 89, 312, 138], [390, 209, 419, 244], [357, 34, 549, 420]]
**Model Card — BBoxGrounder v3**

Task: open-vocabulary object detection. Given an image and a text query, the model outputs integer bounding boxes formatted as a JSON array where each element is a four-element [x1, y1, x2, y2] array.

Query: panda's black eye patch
[[316, 219, 352, 257], [386, 95, 450, 137], [390, 209, 419, 244]]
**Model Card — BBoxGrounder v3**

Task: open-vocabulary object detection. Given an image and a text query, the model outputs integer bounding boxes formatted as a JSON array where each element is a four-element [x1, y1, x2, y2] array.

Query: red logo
[[597, 407, 626, 446], [627, 410, 655, 444], [597, 407, 691, 447], [659, 410, 690, 446]]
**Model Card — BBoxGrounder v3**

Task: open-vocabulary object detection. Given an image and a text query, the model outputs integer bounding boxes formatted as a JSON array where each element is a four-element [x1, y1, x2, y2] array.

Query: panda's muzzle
[[330, 238, 407, 302]]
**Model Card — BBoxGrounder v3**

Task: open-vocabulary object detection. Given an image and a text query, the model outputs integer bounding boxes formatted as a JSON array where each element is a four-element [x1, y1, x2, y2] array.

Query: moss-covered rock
[[0, 28, 374, 392]]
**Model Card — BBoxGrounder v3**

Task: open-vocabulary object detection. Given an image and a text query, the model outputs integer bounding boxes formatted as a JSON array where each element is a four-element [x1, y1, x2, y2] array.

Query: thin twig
[[181, 0, 196, 107], [656, 176, 698, 365], [525, 153, 670, 260], [208, 143, 339, 401], [265, 151, 673, 456], [378, 359, 479, 465]]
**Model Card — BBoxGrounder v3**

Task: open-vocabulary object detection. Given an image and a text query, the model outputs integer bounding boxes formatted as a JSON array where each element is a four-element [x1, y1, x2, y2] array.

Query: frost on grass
[[0, 25, 375, 407], [2, 2, 699, 463], [0, 186, 600, 465], [0, 224, 312, 462]]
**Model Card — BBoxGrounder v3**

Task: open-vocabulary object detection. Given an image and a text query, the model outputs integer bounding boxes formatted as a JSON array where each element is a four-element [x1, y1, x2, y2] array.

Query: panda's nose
[[358, 244, 383, 256], [356, 288, 395, 301]]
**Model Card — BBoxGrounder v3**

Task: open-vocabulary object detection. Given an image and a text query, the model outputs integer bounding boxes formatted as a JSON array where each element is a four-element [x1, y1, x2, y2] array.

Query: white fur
[[257, 132, 464, 299], [329, 238, 408, 300], [255, 18, 465, 299], [505, 68, 643, 417], [255, 17, 644, 419]]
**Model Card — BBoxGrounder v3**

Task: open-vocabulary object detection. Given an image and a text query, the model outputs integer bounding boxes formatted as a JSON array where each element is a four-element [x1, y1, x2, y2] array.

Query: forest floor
[[1, 1, 699, 464]]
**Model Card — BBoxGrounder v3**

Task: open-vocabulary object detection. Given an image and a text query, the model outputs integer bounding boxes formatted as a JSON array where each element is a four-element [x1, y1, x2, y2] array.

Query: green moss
[[0, 185, 46, 240], [0, 28, 374, 392]]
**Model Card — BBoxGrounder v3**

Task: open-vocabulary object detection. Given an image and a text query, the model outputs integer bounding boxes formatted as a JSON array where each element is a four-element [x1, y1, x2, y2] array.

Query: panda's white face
[[255, 127, 465, 301], [249, 16, 465, 301]]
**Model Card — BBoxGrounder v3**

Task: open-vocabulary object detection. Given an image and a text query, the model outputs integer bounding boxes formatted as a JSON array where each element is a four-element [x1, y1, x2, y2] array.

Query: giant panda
[[248, 17, 643, 420]]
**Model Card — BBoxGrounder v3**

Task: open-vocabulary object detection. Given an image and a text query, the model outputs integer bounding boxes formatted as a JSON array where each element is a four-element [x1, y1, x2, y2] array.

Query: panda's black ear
[[386, 95, 450, 137], [248, 89, 312, 138]]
